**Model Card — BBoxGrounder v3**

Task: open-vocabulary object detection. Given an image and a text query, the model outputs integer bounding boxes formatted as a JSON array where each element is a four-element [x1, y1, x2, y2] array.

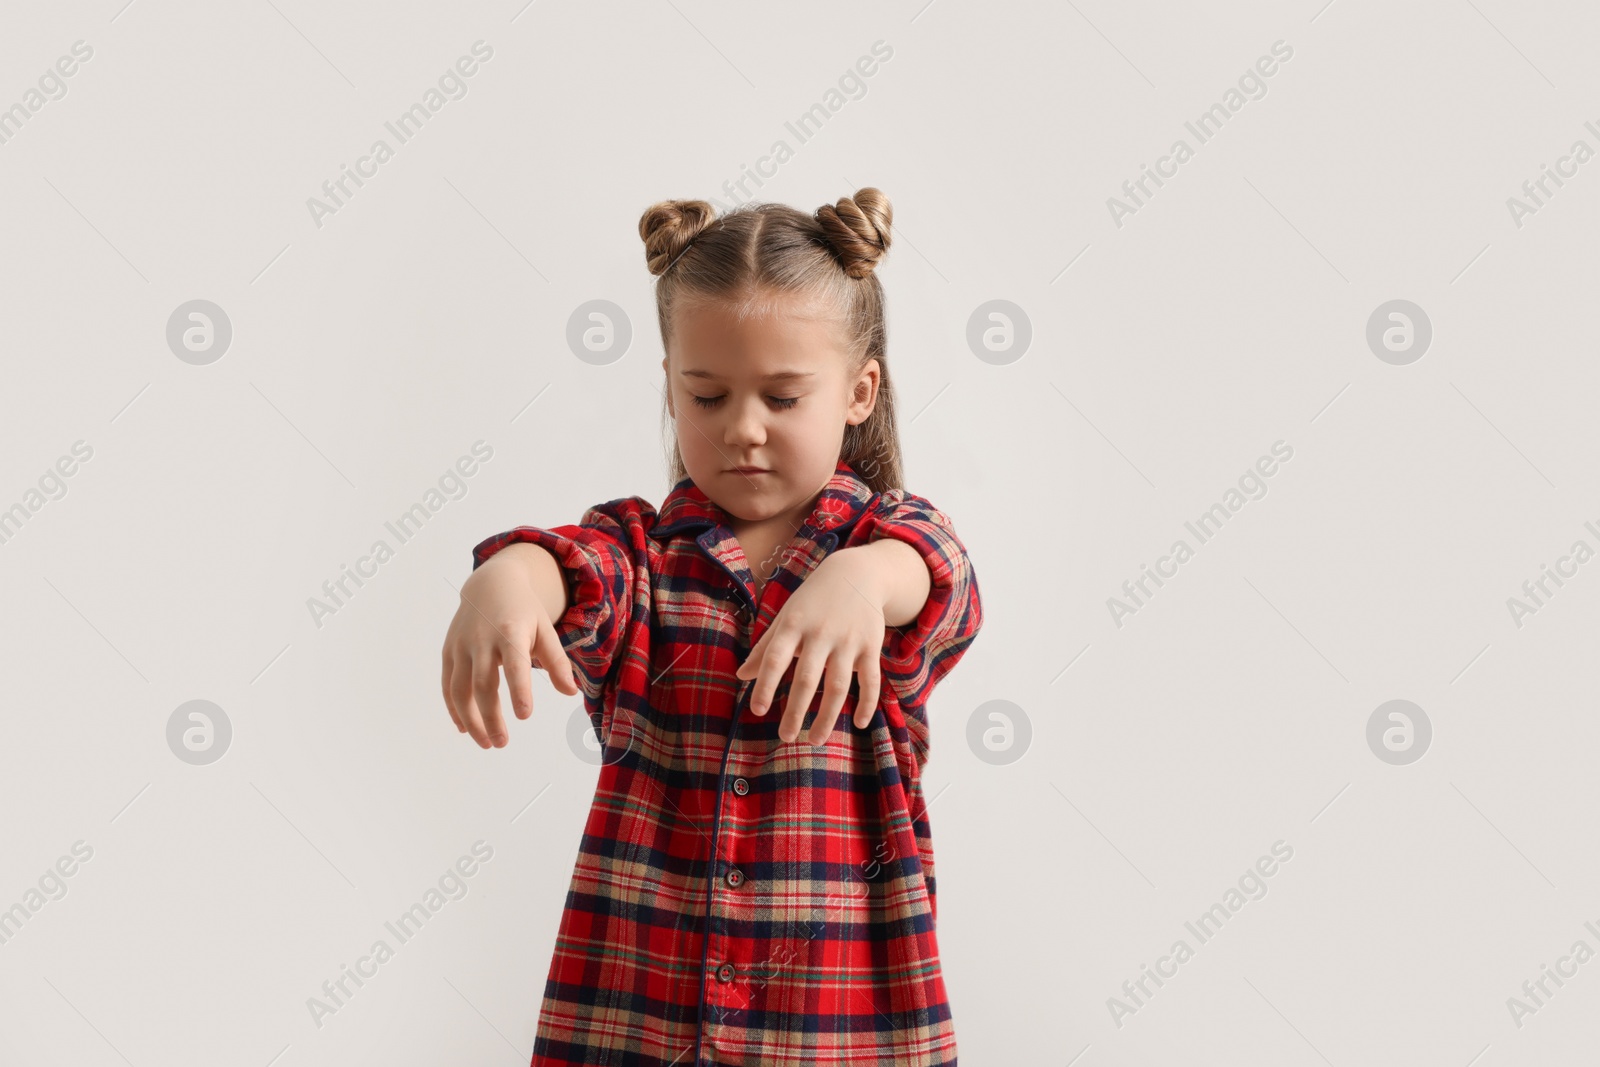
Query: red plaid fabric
[[471, 458, 982, 1066]]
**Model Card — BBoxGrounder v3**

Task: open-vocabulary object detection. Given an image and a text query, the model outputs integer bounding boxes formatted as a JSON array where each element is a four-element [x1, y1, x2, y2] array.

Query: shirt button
[[731, 777, 749, 796], [716, 962, 736, 983], [725, 867, 744, 888]]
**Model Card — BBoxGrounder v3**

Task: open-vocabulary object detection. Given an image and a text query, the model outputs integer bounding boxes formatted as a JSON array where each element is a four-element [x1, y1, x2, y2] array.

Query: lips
[[726, 467, 771, 474]]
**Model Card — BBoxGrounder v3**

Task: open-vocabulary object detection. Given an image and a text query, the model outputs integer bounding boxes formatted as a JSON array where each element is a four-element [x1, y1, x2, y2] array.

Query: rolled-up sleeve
[[852, 491, 982, 750], [470, 496, 654, 702]]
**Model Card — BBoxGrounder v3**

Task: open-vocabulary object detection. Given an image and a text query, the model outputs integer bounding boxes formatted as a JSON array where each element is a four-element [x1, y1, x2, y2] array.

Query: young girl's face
[[662, 289, 878, 529]]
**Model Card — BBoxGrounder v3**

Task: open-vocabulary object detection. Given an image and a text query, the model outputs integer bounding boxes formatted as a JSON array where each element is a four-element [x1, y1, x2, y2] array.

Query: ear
[[661, 356, 674, 418], [846, 359, 879, 426]]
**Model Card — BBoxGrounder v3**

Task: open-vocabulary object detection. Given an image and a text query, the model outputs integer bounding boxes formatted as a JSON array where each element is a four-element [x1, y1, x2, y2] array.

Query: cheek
[[792, 404, 839, 437], [675, 409, 717, 453]]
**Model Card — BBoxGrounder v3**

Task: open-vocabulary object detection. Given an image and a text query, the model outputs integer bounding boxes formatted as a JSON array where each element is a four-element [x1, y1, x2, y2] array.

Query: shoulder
[[861, 488, 956, 528], [837, 487, 961, 551], [578, 495, 661, 532]]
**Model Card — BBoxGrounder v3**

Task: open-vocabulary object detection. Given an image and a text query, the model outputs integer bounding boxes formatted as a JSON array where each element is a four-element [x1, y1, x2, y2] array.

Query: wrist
[[477, 541, 569, 620], [827, 539, 929, 627], [824, 541, 902, 613], [481, 541, 546, 583]]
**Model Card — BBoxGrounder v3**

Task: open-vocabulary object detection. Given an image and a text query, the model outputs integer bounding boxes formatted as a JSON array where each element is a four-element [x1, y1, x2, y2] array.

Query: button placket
[[702, 616, 754, 1051], [732, 582, 755, 658]]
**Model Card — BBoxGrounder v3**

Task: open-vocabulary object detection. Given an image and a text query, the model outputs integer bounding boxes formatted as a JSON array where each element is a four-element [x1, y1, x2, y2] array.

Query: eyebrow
[[679, 370, 815, 383]]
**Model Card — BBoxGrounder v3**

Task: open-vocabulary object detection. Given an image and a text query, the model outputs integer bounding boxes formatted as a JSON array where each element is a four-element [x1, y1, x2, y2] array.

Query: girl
[[441, 188, 982, 1066]]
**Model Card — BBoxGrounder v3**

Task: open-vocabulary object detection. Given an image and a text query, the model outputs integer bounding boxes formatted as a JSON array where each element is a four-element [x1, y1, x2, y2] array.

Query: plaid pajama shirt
[[471, 458, 983, 1066]]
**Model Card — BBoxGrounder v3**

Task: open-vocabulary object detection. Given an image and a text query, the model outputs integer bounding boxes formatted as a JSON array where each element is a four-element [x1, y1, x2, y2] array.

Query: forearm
[[472, 541, 569, 622], [827, 539, 931, 628]]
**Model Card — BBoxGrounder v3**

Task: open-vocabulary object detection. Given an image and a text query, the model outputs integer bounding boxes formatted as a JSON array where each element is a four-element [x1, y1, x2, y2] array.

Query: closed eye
[[690, 394, 800, 410]]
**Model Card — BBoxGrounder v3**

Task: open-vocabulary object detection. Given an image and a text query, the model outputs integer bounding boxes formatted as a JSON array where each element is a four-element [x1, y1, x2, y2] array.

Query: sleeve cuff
[[471, 525, 617, 659], [854, 491, 982, 702], [469, 499, 648, 700]]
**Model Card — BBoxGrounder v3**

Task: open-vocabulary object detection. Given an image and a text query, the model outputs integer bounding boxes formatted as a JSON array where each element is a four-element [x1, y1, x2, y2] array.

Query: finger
[[442, 646, 465, 732], [749, 629, 800, 717], [778, 645, 828, 744], [450, 647, 489, 747], [532, 617, 581, 697], [853, 650, 881, 730], [501, 629, 536, 720], [806, 648, 857, 745], [735, 628, 768, 682], [472, 654, 508, 748]]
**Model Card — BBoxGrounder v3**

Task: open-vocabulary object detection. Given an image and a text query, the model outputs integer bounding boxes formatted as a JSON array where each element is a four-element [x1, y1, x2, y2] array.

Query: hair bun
[[639, 199, 718, 276], [815, 187, 892, 279]]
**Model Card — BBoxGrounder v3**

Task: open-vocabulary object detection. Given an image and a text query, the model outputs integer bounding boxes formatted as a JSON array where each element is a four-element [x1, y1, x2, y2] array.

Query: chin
[[710, 492, 776, 522]]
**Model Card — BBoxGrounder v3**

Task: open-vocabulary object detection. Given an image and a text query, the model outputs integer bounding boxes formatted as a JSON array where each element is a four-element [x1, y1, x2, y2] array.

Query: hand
[[441, 546, 580, 749], [734, 549, 886, 745]]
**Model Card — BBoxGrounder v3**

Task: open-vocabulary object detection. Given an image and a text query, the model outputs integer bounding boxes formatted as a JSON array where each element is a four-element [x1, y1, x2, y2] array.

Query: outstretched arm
[[445, 496, 656, 749], [735, 539, 932, 745], [735, 493, 981, 750]]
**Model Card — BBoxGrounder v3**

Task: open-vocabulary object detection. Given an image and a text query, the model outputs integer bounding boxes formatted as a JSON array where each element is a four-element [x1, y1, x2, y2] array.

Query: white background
[[2, 1, 1598, 1064]]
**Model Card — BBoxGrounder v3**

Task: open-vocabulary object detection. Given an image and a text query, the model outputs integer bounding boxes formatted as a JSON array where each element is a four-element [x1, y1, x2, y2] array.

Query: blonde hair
[[638, 187, 904, 494]]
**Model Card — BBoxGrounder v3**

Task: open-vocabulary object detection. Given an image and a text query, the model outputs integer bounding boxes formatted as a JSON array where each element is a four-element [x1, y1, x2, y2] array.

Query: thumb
[[735, 631, 767, 679], [533, 616, 582, 697], [735, 647, 758, 680]]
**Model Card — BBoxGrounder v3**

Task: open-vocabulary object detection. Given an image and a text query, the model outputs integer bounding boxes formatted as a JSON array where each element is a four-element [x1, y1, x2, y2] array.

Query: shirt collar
[[650, 458, 876, 541]]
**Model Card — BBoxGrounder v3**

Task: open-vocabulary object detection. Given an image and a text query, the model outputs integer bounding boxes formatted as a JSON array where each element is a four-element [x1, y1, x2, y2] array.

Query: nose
[[723, 395, 767, 448]]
